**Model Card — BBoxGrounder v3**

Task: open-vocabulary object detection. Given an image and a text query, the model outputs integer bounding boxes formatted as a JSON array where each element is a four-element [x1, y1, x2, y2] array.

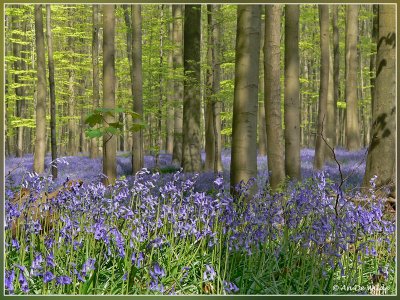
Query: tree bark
[[230, 5, 261, 192], [314, 5, 329, 170], [132, 5, 144, 174], [369, 4, 378, 143], [363, 5, 396, 194], [345, 5, 361, 151], [166, 6, 174, 155], [172, 5, 184, 167], [284, 4, 301, 180], [332, 5, 339, 147], [103, 5, 117, 184], [33, 5, 47, 174], [90, 4, 100, 159], [265, 5, 285, 189], [258, 11, 267, 157], [182, 5, 202, 172], [46, 5, 57, 179]]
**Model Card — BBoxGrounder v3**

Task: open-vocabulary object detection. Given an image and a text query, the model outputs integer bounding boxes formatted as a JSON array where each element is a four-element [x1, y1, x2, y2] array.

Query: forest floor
[[5, 147, 368, 194]]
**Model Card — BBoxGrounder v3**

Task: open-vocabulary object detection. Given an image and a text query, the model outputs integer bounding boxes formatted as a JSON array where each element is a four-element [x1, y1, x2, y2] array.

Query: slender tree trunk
[[284, 4, 301, 180], [230, 5, 261, 192], [182, 5, 202, 172], [90, 4, 99, 159], [332, 5, 339, 147], [314, 5, 329, 170], [33, 5, 47, 174], [132, 5, 144, 174], [345, 5, 361, 151], [46, 5, 57, 179], [166, 6, 174, 155], [363, 5, 396, 195], [103, 5, 117, 184], [12, 12, 25, 158], [265, 5, 285, 189], [172, 5, 184, 167], [369, 4, 378, 144], [258, 13, 267, 156]]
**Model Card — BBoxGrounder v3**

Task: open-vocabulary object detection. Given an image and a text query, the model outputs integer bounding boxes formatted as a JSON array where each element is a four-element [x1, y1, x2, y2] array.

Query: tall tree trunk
[[258, 12, 267, 156], [46, 5, 57, 179], [132, 5, 144, 174], [265, 5, 285, 189], [284, 4, 301, 180], [363, 5, 396, 195], [205, 4, 223, 173], [231, 5, 261, 192], [314, 5, 329, 170], [326, 48, 335, 153], [33, 5, 47, 174], [166, 6, 174, 155], [90, 5, 100, 159], [182, 5, 202, 172], [103, 5, 117, 184], [172, 5, 184, 167], [156, 4, 164, 167], [369, 4, 378, 143], [345, 5, 360, 151], [12, 11, 25, 158], [332, 5, 339, 147]]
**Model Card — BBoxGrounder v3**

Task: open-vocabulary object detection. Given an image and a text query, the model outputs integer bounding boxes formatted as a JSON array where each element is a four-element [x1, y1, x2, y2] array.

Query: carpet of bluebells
[[4, 149, 396, 295]]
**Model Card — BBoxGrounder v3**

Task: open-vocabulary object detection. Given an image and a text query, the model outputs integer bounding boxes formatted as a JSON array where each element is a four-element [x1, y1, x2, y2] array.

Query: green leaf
[[108, 122, 124, 130], [129, 123, 146, 132], [104, 126, 119, 135], [86, 129, 103, 138], [85, 112, 103, 127]]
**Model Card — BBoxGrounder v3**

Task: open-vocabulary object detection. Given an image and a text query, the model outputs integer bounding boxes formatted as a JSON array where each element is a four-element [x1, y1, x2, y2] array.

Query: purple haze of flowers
[[5, 269, 15, 294], [43, 271, 55, 283], [81, 258, 96, 276], [56, 275, 72, 285], [46, 252, 56, 268], [150, 263, 166, 279]]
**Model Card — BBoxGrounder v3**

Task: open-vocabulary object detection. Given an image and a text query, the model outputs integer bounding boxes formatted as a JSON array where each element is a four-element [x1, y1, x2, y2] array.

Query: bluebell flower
[[5, 269, 15, 294], [43, 271, 55, 283], [223, 280, 239, 293], [46, 252, 56, 268], [18, 271, 29, 293], [56, 275, 72, 285], [203, 264, 216, 281]]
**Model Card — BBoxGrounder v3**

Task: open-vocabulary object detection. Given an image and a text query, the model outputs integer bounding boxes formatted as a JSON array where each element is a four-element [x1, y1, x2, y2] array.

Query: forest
[[4, 4, 396, 295]]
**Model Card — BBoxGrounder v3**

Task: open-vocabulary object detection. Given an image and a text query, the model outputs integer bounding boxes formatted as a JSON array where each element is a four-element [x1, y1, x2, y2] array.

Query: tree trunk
[[46, 5, 57, 179], [230, 5, 261, 192], [172, 5, 184, 167], [265, 5, 285, 189], [33, 5, 47, 174], [284, 4, 301, 180], [332, 5, 339, 148], [132, 5, 144, 174], [369, 4, 378, 144], [314, 5, 329, 170], [103, 5, 117, 184], [90, 5, 100, 159], [182, 5, 202, 172], [363, 5, 396, 194], [345, 5, 361, 151], [258, 12, 267, 156], [166, 6, 174, 155]]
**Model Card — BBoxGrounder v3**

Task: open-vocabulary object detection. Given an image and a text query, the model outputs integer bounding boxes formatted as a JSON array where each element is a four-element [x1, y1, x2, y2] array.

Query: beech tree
[[313, 5, 329, 170], [102, 5, 117, 184], [265, 5, 285, 189], [182, 5, 202, 172], [284, 4, 301, 180], [345, 5, 361, 151], [230, 5, 261, 192], [363, 5, 396, 194], [33, 4, 46, 174], [46, 5, 57, 179]]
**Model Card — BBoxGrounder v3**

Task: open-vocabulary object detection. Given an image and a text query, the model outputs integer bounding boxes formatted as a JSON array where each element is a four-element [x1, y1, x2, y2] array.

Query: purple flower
[[31, 253, 43, 271], [11, 239, 20, 250], [18, 271, 29, 293], [56, 275, 72, 285], [223, 280, 239, 293], [46, 252, 56, 268], [150, 263, 165, 279], [203, 264, 216, 281], [81, 258, 96, 276], [131, 252, 144, 268], [5, 269, 15, 294], [43, 271, 55, 283], [122, 272, 128, 281]]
